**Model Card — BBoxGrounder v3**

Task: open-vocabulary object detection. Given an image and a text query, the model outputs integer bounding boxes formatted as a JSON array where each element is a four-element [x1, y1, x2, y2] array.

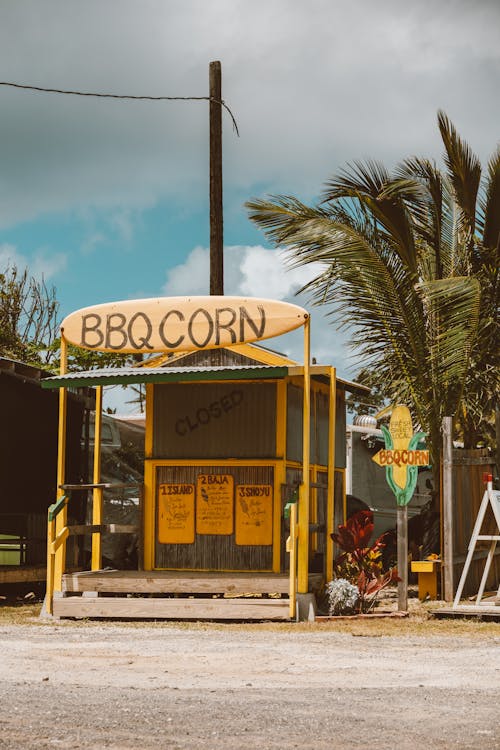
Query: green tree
[[0, 264, 140, 376], [247, 112, 499, 490], [0, 264, 59, 366]]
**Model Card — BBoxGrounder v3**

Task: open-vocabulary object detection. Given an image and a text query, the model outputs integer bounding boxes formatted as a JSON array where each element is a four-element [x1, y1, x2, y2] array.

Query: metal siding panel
[[335, 389, 346, 468], [153, 382, 276, 459], [317, 391, 329, 466], [287, 385, 329, 466], [317, 470, 328, 555], [286, 384, 303, 462], [333, 469, 345, 555]]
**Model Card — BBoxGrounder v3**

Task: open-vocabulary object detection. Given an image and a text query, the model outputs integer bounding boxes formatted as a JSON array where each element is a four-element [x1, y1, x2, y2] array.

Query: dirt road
[[1, 619, 499, 749]]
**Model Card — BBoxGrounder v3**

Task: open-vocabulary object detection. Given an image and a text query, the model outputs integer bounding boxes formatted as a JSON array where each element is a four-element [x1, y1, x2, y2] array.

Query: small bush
[[325, 578, 359, 615]]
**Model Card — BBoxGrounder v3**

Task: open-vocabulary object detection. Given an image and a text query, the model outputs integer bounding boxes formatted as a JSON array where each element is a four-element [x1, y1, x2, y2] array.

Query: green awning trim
[[41, 365, 289, 389]]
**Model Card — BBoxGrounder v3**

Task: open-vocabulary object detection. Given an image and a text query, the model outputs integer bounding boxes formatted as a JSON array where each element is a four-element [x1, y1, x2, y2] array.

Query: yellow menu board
[[158, 483, 195, 544], [235, 485, 273, 546], [196, 474, 234, 535]]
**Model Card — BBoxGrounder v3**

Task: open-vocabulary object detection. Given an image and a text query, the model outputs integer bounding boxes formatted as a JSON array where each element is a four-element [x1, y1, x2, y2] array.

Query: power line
[[0, 80, 239, 135]]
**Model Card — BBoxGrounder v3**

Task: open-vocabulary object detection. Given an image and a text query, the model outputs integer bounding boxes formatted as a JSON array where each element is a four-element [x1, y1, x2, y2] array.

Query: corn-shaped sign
[[372, 405, 430, 506]]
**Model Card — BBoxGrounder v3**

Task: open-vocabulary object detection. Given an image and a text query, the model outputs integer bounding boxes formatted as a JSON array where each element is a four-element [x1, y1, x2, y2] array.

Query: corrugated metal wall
[[333, 469, 345, 551], [286, 384, 303, 463], [155, 464, 274, 570], [153, 382, 277, 459], [335, 389, 346, 469], [316, 470, 328, 557], [286, 384, 346, 467]]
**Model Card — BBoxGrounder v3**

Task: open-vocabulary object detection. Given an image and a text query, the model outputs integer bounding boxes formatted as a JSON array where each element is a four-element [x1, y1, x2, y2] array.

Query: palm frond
[[438, 110, 481, 241], [416, 276, 481, 381], [321, 161, 418, 274], [480, 145, 500, 251]]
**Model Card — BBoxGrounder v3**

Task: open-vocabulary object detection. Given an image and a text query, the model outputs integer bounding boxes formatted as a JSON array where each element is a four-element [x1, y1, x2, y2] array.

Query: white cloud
[[163, 244, 320, 299], [0, 242, 67, 280], [163, 245, 209, 295], [162, 243, 359, 376], [81, 232, 106, 256], [31, 251, 67, 280], [109, 209, 136, 246]]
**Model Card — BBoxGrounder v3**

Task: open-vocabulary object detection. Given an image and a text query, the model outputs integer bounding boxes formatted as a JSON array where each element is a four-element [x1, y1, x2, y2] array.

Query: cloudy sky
[[1, 0, 499, 409]]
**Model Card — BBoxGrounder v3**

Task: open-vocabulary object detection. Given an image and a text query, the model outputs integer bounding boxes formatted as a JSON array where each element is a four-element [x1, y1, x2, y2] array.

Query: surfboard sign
[[60, 296, 309, 354]]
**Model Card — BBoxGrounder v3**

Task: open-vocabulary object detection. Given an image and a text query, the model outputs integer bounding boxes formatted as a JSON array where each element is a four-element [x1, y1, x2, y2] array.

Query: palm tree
[[246, 112, 499, 493]]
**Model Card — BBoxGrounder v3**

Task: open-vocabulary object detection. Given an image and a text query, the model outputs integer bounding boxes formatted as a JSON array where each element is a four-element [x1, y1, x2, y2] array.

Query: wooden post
[[397, 505, 408, 611], [298, 316, 311, 594], [209, 60, 223, 295], [442, 416, 454, 601]]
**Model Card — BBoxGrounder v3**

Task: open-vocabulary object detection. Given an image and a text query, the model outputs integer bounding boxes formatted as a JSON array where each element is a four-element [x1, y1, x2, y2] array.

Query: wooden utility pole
[[209, 60, 223, 295], [442, 416, 454, 601], [397, 505, 408, 611]]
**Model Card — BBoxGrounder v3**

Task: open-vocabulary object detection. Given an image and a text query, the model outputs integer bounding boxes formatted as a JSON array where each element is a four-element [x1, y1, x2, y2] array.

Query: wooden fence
[[452, 448, 498, 597]]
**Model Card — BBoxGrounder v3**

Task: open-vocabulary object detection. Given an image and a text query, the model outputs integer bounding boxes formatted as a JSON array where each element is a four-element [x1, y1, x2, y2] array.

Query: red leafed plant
[[331, 510, 399, 613]]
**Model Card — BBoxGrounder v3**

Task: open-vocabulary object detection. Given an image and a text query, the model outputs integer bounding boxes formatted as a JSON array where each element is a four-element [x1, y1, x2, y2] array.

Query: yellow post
[[45, 514, 56, 615], [143, 384, 155, 570], [53, 337, 68, 592], [298, 316, 311, 594], [286, 502, 298, 620], [326, 366, 336, 582], [91, 385, 103, 571]]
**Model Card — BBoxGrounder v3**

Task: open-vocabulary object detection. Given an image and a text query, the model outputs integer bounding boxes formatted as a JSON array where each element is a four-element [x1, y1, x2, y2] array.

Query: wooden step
[[62, 570, 290, 595], [53, 595, 291, 621]]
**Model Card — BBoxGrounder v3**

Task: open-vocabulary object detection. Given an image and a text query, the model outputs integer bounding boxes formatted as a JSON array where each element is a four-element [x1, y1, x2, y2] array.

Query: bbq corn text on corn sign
[[372, 405, 430, 506]]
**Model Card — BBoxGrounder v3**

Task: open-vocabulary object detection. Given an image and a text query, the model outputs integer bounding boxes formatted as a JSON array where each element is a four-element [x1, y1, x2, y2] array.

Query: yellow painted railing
[[45, 483, 141, 616], [46, 495, 68, 615], [285, 494, 299, 621]]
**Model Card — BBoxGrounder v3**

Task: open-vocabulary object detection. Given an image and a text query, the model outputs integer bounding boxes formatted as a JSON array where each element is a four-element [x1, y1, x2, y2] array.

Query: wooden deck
[[53, 595, 291, 620], [54, 570, 309, 621], [432, 599, 500, 621], [62, 570, 290, 595], [0, 565, 46, 584]]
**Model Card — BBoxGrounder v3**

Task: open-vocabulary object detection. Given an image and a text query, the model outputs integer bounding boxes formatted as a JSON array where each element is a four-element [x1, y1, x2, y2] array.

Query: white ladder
[[453, 477, 500, 609]]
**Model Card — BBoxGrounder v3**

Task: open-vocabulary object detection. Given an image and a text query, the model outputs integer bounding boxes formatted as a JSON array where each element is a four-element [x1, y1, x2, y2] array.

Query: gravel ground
[[1, 619, 499, 749]]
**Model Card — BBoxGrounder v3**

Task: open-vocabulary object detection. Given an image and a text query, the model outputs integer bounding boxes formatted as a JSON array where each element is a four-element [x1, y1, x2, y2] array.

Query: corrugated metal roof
[[336, 377, 371, 394], [41, 365, 289, 389], [41, 362, 371, 394]]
